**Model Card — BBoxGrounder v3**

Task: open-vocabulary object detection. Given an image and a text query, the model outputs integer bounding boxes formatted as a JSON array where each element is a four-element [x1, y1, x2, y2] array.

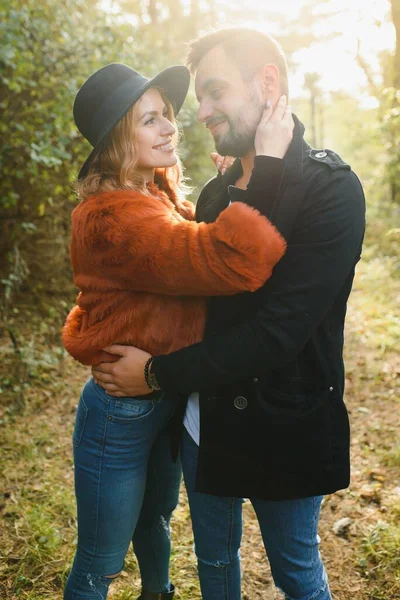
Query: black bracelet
[[144, 356, 154, 390]]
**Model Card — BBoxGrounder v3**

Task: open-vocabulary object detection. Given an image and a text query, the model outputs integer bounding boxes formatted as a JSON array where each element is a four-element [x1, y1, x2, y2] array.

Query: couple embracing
[[62, 27, 365, 600]]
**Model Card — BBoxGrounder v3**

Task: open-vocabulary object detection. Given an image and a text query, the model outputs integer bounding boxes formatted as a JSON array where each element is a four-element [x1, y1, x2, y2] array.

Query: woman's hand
[[254, 95, 294, 159], [210, 152, 235, 176]]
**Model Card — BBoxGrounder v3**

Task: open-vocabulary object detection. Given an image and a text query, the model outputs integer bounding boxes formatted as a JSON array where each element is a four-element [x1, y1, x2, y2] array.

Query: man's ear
[[259, 63, 280, 96]]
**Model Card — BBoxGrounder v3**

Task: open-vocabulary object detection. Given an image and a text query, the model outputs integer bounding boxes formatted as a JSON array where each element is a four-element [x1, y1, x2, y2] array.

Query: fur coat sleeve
[[71, 189, 286, 296]]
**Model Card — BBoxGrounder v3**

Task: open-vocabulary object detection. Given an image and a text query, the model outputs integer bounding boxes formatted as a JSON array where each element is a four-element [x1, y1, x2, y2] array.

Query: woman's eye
[[145, 118, 155, 125]]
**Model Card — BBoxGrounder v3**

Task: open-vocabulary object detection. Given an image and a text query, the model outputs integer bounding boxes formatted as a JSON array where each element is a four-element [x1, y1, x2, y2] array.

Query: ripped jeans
[[64, 378, 182, 600], [181, 429, 332, 600]]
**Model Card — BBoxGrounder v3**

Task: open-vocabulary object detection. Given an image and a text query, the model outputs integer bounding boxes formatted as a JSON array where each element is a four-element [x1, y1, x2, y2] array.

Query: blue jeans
[[64, 378, 182, 600], [181, 429, 332, 600]]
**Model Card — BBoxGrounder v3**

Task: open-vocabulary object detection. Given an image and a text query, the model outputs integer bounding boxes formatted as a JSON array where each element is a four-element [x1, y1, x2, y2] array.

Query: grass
[[360, 520, 400, 600], [0, 404, 76, 599], [382, 445, 400, 469]]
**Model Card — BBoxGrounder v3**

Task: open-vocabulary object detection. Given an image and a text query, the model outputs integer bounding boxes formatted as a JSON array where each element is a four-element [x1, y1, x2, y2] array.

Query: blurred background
[[0, 2, 399, 599]]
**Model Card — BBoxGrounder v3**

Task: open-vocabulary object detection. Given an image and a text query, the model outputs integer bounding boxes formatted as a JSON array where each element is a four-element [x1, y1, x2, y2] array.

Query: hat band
[[89, 74, 149, 146]]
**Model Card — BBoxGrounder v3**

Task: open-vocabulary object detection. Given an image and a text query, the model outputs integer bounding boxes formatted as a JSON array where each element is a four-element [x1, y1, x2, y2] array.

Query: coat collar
[[282, 114, 307, 183]]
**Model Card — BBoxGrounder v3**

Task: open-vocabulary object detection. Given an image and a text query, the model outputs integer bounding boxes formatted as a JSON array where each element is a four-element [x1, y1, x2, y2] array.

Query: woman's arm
[[72, 175, 286, 297]]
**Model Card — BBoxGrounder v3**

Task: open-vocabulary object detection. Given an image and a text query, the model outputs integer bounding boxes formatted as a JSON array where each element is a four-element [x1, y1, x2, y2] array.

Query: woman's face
[[133, 88, 178, 181]]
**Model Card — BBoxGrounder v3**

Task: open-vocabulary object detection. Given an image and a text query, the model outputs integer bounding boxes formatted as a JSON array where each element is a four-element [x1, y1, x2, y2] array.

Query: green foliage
[[179, 93, 216, 195], [359, 521, 400, 598], [0, 1, 114, 296], [1, 0, 106, 207], [0, 301, 69, 412]]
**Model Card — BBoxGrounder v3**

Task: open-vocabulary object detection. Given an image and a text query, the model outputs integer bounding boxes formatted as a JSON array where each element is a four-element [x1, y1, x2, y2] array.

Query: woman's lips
[[153, 142, 175, 152]]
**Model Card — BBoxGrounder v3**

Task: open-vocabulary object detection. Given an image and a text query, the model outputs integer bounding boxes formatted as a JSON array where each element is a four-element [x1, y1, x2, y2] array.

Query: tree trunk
[[148, 0, 159, 25], [167, 0, 182, 22], [304, 73, 320, 148], [186, 0, 200, 38], [391, 0, 400, 89]]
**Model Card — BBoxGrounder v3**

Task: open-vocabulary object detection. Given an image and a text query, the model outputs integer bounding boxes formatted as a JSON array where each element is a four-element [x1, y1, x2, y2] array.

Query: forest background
[[0, 1, 399, 599]]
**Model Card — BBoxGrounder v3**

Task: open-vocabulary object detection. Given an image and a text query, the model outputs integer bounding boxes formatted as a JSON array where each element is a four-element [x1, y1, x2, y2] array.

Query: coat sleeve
[[151, 170, 366, 393], [76, 193, 286, 297]]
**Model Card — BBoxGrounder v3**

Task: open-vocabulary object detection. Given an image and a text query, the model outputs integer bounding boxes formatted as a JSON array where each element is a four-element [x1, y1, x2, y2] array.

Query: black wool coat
[[153, 116, 366, 501]]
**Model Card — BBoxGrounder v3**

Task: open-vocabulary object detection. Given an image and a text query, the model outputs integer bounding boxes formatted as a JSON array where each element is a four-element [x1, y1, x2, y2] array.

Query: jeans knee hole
[[158, 515, 171, 539], [198, 556, 230, 568], [86, 573, 111, 597]]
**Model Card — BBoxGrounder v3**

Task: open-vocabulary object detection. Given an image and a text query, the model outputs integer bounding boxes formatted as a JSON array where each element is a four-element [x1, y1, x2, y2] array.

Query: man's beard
[[213, 93, 264, 158]]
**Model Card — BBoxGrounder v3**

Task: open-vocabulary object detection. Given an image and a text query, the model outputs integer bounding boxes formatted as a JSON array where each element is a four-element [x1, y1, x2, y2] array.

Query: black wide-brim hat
[[73, 63, 190, 180]]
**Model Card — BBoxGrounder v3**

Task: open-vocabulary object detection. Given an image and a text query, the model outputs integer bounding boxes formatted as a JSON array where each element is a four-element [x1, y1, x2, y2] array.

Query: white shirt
[[183, 392, 200, 445]]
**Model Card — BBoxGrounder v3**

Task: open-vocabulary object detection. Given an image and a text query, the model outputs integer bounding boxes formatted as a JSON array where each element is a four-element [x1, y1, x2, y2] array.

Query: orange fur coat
[[62, 177, 286, 365]]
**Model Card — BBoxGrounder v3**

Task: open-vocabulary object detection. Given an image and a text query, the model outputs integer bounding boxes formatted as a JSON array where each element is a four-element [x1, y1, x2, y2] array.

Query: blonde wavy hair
[[76, 88, 190, 200]]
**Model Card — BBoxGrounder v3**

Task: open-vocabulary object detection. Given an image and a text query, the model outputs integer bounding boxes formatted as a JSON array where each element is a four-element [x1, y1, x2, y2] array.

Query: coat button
[[329, 386, 334, 392], [234, 396, 248, 410], [315, 151, 327, 158], [253, 377, 259, 383]]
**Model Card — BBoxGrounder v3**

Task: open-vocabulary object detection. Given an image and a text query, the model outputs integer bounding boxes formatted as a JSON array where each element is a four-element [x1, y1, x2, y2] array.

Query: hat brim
[[78, 65, 190, 180]]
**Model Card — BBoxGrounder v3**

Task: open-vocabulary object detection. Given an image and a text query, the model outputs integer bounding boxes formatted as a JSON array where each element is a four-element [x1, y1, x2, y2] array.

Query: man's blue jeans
[[181, 428, 332, 600], [64, 378, 182, 599]]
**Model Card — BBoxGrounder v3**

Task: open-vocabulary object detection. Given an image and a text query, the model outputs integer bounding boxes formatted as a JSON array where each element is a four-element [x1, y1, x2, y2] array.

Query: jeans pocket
[[73, 395, 89, 448], [110, 397, 156, 422]]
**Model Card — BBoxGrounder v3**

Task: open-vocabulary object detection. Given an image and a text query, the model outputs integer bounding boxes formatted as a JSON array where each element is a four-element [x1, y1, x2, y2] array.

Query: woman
[[63, 62, 290, 600]]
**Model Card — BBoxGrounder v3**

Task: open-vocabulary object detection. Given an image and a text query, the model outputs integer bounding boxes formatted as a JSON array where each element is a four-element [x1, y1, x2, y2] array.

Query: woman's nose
[[161, 117, 176, 136]]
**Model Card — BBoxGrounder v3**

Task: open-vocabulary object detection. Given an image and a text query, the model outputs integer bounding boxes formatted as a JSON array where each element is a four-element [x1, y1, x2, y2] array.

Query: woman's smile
[[153, 140, 175, 153]]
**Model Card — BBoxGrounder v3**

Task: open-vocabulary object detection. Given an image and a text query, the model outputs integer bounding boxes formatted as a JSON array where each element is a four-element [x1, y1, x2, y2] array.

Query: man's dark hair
[[187, 28, 289, 97]]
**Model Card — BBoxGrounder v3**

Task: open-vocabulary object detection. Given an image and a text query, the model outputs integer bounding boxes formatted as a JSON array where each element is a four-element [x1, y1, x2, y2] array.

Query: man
[[93, 28, 365, 600]]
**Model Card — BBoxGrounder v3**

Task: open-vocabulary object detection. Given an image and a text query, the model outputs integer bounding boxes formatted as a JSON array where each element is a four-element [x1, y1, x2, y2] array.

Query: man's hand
[[91, 345, 152, 397]]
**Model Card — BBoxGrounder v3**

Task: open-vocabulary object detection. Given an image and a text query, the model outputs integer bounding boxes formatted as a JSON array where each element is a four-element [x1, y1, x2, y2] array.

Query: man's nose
[[197, 99, 213, 124]]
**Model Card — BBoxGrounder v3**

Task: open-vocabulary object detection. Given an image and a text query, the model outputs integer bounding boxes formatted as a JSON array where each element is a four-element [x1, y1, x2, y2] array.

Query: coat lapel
[[196, 160, 242, 223]]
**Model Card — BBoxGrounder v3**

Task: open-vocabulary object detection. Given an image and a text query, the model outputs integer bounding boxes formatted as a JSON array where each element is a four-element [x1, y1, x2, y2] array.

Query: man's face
[[195, 46, 264, 158]]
